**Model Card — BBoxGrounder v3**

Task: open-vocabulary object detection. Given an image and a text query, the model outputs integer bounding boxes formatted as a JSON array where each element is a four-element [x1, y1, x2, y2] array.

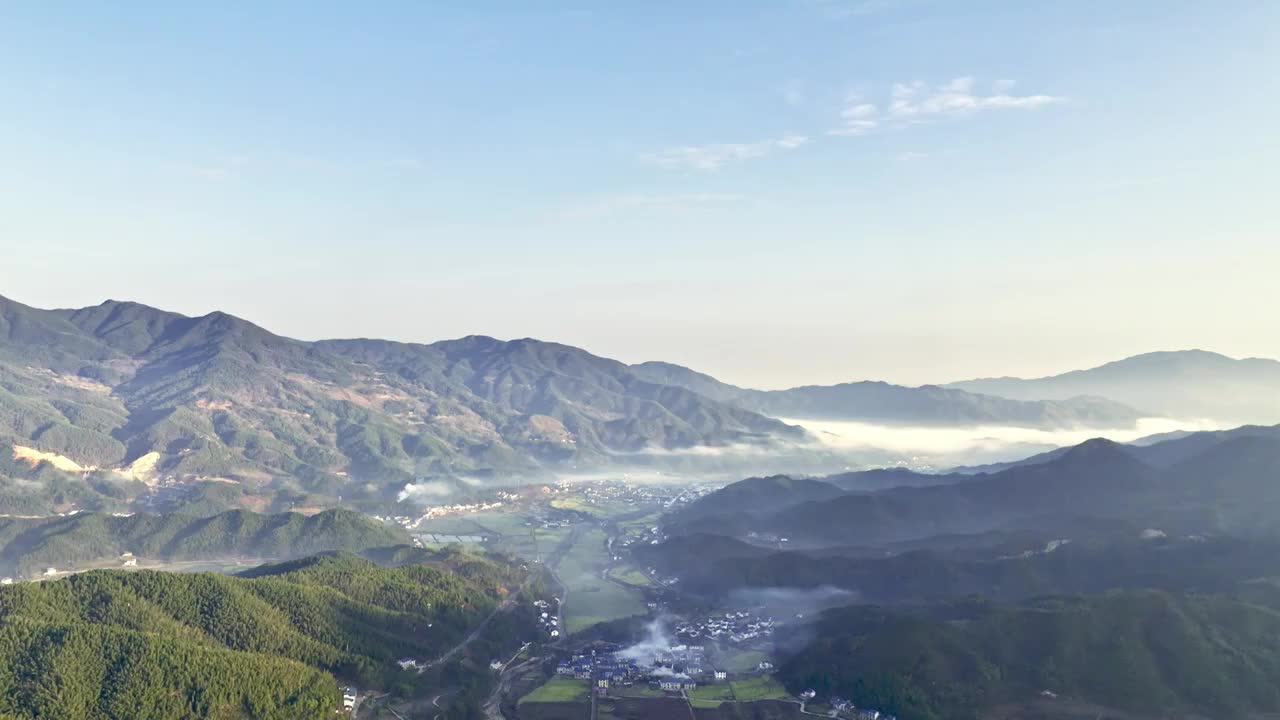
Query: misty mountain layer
[[949, 349, 1280, 424], [631, 360, 1144, 428]]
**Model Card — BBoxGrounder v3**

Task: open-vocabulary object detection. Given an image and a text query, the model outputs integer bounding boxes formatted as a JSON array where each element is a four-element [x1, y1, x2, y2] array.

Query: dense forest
[[779, 588, 1280, 720], [0, 508, 408, 578], [0, 549, 540, 719]]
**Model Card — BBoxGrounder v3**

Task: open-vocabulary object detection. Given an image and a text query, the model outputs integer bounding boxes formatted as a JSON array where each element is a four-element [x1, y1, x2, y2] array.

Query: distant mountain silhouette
[[632, 360, 1143, 429], [950, 350, 1280, 424]]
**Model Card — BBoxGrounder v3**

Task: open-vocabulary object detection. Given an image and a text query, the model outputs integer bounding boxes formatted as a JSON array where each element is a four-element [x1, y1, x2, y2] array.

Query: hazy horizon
[[4, 2, 1277, 388], [4, 290, 1277, 391]]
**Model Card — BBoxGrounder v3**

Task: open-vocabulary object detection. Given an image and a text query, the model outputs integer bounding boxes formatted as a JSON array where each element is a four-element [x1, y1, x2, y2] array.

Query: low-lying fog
[[397, 416, 1228, 503], [782, 416, 1226, 470]]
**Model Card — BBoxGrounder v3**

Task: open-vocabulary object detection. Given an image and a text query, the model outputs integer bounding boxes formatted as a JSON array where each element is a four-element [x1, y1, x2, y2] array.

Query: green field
[[688, 684, 735, 708], [519, 677, 590, 704], [559, 528, 647, 633], [607, 564, 655, 587], [730, 676, 790, 702], [722, 650, 768, 673], [552, 497, 654, 519], [610, 685, 666, 699]]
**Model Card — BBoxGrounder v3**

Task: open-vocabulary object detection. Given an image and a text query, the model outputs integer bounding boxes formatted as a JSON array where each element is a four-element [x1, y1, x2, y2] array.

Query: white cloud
[[828, 97, 880, 136], [888, 76, 1063, 120], [643, 134, 809, 171], [830, 77, 1064, 136]]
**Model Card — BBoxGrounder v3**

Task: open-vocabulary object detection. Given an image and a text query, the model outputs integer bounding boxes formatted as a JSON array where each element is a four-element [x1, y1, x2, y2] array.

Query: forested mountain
[[668, 431, 1280, 547], [0, 550, 537, 719], [950, 350, 1280, 424], [949, 423, 1280, 475], [779, 589, 1280, 720], [0, 508, 406, 578], [0, 294, 800, 514], [631, 360, 1143, 429], [640, 532, 1280, 604], [672, 475, 846, 523], [672, 439, 1155, 545]]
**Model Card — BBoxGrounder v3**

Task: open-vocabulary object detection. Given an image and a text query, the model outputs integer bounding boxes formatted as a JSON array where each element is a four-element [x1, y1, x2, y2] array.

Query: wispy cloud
[[830, 97, 880, 136], [643, 134, 809, 171], [830, 77, 1064, 136]]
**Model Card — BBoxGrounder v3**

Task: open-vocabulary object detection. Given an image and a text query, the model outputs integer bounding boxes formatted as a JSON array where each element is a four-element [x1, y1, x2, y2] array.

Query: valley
[[6, 2, 1276, 716], [5, 295, 1280, 720]]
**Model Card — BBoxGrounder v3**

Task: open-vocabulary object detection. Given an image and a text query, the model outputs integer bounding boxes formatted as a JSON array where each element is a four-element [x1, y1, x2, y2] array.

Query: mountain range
[[4, 293, 1278, 516], [0, 294, 802, 512], [630, 360, 1143, 428], [664, 425, 1280, 547]]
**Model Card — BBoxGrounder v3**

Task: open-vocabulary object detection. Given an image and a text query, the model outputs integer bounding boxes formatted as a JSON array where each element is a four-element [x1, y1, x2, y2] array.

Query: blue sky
[[2, 1, 1277, 387]]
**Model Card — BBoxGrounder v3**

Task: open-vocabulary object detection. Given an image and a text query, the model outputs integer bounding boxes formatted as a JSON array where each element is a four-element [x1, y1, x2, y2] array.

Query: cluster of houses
[[395, 500, 507, 529], [617, 526, 666, 550], [828, 698, 897, 720], [744, 531, 790, 548], [675, 610, 775, 645], [534, 598, 561, 638]]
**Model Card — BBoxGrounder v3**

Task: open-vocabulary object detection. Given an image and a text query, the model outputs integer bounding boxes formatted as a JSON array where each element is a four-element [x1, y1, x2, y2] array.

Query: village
[[555, 643, 717, 693], [545, 643, 897, 720], [672, 609, 776, 646]]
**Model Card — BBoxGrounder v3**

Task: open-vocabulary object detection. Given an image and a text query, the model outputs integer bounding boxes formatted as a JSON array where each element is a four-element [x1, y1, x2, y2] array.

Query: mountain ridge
[[0, 294, 803, 514], [949, 350, 1280, 423], [631, 359, 1145, 430]]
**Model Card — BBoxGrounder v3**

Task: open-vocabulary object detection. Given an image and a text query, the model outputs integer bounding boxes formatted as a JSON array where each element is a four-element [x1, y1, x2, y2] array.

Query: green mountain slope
[[0, 508, 407, 578], [0, 550, 533, 719], [0, 294, 802, 514], [780, 589, 1280, 720]]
